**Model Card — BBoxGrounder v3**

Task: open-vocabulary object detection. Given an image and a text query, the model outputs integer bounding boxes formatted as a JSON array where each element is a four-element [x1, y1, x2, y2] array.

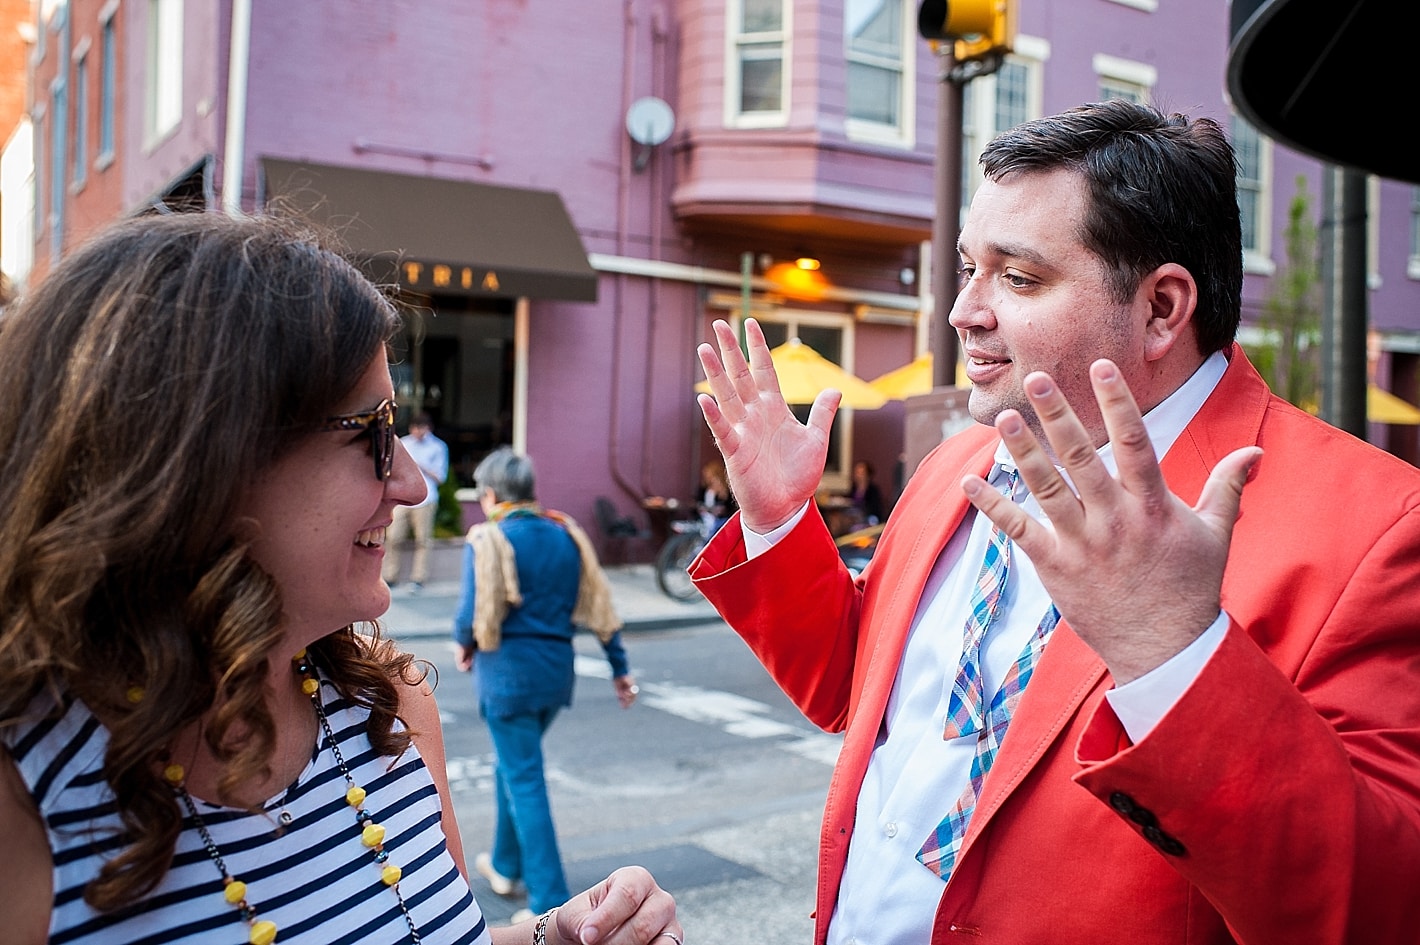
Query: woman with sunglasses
[[0, 213, 683, 945]]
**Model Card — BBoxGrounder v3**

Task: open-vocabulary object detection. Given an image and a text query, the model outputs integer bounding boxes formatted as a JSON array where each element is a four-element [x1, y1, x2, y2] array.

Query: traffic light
[[917, 0, 1016, 63]]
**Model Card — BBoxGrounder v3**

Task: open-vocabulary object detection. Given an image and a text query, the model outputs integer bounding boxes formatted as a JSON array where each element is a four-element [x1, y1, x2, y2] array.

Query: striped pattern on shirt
[[4, 679, 490, 945]]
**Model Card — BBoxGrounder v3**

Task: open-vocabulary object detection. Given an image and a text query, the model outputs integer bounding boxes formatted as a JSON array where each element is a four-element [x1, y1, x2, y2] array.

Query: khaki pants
[[383, 502, 437, 584]]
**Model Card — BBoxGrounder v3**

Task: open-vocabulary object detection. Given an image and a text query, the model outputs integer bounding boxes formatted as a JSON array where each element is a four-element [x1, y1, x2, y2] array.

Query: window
[[1231, 114, 1274, 274], [1092, 54, 1154, 105], [961, 38, 1048, 214], [71, 51, 88, 188], [49, 76, 66, 257], [846, 0, 912, 143], [1409, 187, 1420, 279], [99, 12, 116, 162], [1098, 77, 1143, 103], [727, 0, 789, 126], [147, 0, 183, 143]]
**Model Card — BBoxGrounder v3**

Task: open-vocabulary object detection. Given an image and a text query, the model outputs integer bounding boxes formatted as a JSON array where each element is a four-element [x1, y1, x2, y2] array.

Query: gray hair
[[474, 447, 536, 503]]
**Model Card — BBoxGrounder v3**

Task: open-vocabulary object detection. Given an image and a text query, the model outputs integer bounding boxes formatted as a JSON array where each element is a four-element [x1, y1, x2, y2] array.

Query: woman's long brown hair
[[0, 212, 419, 910]]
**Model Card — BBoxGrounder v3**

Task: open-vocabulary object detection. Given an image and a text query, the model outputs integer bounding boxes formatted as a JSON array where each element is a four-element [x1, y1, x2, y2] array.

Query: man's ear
[[1139, 262, 1199, 363]]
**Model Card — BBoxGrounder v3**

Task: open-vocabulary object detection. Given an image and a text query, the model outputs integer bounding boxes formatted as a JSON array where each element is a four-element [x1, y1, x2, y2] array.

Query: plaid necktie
[[942, 470, 1018, 740], [917, 605, 1061, 880]]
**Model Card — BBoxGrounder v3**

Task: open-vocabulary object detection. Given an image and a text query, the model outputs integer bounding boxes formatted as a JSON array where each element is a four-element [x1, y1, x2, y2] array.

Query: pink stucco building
[[16, 0, 1420, 554]]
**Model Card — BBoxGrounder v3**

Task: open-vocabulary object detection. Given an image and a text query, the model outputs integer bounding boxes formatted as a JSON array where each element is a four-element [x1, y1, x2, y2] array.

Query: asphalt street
[[380, 557, 837, 945]]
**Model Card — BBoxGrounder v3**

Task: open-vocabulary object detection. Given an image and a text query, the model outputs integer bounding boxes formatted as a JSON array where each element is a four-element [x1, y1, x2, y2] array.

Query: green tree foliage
[[434, 473, 465, 538], [1245, 175, 1322, 408]]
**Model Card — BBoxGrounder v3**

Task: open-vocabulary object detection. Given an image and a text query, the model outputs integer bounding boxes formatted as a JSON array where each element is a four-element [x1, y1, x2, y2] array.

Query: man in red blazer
[[690, 100, 1420, 944]]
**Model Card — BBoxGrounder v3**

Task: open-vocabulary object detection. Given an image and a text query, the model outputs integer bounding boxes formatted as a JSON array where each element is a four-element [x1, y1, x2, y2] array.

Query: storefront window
[[394, 296, 515, 486]]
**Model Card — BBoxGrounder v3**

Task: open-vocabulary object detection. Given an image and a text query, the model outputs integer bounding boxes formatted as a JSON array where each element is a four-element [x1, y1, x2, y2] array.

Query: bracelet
[[533, 908, 558, 945]]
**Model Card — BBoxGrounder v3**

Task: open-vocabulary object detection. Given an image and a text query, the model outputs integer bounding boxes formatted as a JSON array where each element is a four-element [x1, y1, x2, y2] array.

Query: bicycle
[[654, 517, 707, 601]]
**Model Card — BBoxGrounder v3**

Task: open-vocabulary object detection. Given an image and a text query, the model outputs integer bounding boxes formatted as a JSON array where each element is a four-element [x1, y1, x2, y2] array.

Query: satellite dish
[[626, 97, 676, 146]]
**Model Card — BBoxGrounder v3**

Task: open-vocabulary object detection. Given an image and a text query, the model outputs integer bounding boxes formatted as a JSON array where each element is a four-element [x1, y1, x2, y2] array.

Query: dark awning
[[1227, 0, 1417, 184], [260, 158, 598, 302]]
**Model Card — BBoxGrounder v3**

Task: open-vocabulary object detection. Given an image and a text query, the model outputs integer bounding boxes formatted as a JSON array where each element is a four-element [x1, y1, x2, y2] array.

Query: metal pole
[[1319, 166, 1336, 422], [221, 0, 253, 215], [1333, 168, 1369, 437], [930, 47, 964, 388]]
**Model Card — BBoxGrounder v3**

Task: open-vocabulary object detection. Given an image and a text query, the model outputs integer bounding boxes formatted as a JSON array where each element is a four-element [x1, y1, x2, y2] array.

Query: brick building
[[9, 0, 1420, 551]]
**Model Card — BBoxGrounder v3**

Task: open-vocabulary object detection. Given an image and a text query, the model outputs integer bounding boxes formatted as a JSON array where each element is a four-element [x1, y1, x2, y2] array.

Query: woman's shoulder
[[3, 692, 108, 815]]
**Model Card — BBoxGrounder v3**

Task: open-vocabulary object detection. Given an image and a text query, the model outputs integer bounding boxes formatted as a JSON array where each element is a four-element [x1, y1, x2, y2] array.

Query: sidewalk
[[380, 540, 721, 638]]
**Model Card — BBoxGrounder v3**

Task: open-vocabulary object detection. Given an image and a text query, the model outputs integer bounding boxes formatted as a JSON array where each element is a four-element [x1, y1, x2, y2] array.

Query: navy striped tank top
[[4, 679, 491, 944]]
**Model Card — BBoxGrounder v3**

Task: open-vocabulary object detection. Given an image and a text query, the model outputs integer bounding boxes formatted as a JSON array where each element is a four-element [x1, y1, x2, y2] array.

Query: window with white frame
[[146, 0, 183, 143], [961, 38, 1048, 215], [1231, 113, 1273, 274], [846, 0, 912, 143], [1093, 53, 1153, 105], [745, 312, 854, 485], [727, 0, 789, 126], [72, 47, 88, 189], [99, 9, 116, 163]]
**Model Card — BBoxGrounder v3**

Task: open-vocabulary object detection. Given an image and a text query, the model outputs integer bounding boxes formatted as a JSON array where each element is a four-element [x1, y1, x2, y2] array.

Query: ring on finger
[[655, 933, 683, 945]]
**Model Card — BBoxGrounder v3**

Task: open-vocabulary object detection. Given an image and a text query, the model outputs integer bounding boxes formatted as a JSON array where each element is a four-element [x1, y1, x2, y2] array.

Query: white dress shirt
[[745, 353, 1230, 945]]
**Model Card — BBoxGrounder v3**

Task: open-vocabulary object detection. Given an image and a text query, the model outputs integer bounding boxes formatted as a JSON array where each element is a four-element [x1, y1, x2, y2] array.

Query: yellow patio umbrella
[[1368, 384, 1420, 424], [868, 356, 1420, 424], [867, 352, 968, 399], [696, 338, 888, 409]]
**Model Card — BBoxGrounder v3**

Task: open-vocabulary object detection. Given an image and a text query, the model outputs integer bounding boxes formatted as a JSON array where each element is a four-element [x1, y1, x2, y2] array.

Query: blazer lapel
[[848, 433, 998, 733], [1159, 344, 1270, 502], [957, 345, 1271, 853]]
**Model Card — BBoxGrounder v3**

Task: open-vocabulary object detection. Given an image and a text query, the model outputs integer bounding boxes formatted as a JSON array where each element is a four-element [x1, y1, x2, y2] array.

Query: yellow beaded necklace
[[162, 649, 420, 945]]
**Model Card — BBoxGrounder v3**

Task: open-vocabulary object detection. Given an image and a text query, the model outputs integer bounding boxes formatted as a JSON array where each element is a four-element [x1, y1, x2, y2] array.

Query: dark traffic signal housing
[[917, 0, 1017, 63]]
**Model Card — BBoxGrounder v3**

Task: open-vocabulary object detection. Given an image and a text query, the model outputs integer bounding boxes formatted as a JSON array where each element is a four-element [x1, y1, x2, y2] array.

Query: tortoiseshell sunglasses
[[318, 398, 397, 481]]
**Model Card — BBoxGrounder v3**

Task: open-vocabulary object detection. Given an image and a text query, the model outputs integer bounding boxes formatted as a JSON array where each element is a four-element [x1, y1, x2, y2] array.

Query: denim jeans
[[483, 707, 571, 914]]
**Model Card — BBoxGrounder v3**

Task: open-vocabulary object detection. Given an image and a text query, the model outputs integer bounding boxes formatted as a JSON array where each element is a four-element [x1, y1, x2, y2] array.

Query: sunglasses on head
[[318, 398, 397, 481]]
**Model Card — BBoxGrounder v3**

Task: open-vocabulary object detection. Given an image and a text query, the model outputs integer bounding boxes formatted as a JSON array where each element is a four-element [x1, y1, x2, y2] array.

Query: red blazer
[[691, 347, 1420, 944]]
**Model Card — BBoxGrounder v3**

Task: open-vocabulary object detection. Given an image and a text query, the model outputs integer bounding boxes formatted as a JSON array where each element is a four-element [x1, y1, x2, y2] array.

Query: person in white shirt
[[688, 100, 1420, 945], [383, 412, 449, 589]]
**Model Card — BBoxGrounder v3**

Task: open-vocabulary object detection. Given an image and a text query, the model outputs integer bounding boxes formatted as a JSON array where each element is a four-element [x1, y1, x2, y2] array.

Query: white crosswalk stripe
[[575, 656, 842, 765]]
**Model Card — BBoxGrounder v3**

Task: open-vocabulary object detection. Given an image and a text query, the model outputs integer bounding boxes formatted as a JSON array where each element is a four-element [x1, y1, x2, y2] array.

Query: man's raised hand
[[965, 359, 1259, 684], [697, 318, 839, 533]]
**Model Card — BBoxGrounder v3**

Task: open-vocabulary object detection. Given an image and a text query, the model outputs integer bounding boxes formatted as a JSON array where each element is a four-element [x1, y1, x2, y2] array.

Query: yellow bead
[[292, 648, 307, 661], [361, 822, 386, 847], [224, 879, 248, 904], [345, 785, 366, 808], [301, 678, 319, 696], [163, 763, 185, 785], [381, 865, 402, 886], [126, 686, 145, 704], [249, 919, 278, 945]]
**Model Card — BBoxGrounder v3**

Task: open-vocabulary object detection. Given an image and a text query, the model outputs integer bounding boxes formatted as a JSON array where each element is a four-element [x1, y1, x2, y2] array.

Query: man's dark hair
[[980, 100, 1243, 354]]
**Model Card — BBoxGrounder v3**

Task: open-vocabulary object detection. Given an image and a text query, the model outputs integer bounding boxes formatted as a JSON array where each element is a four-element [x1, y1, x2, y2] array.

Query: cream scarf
[[465, 501, 623, 651]]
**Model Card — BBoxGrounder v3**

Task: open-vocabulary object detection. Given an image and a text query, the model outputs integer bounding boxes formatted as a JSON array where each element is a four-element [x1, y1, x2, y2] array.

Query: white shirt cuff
[[1105, 611, 1230, 742], [743, 500, 814, 560]]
